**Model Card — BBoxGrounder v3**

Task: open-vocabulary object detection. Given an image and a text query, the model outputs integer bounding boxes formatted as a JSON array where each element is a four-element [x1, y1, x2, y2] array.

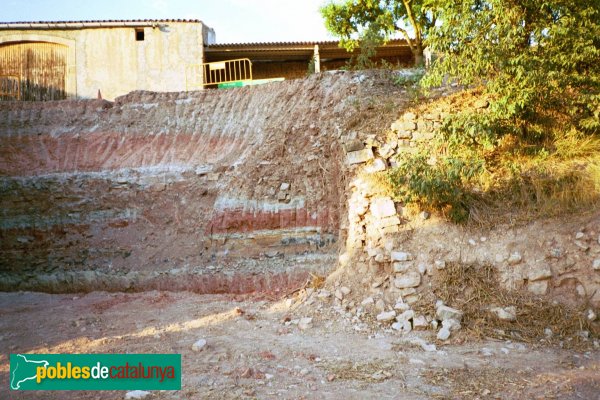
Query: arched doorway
[[0, 41, 68, 101]]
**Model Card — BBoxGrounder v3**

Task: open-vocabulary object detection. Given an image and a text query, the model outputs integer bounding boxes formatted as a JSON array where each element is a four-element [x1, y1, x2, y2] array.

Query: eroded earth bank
[[1, 71, 599, 399]]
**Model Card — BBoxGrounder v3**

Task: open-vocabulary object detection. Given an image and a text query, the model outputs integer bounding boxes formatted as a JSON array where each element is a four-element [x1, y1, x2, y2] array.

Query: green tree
[[320, 0, 436, 66], [390, 0, 600, 223], [423, 0, 600, 133]]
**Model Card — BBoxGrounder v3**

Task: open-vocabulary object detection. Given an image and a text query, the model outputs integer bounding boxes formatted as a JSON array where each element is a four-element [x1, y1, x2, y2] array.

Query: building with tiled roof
[[0, 20, 215, 100]]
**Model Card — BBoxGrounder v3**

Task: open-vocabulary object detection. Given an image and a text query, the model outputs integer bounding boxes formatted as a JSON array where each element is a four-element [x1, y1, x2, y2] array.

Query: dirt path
[[1, 291, 599, 399]]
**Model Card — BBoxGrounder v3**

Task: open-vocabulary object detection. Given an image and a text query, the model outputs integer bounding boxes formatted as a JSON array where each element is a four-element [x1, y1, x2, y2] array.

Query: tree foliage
[[320, 0, 436, 65], [389, 0, 600, 223], [423, 0, 600, 133]]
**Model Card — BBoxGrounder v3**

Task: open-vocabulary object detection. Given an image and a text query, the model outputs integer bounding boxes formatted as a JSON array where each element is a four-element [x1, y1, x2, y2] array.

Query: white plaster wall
[[0, 22, 209, 100]]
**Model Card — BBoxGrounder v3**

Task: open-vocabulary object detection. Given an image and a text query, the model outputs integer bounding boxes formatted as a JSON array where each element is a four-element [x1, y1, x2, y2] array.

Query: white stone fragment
[[442, 318, 462, 332], [437, 326, 451, 341], [192, 338, 207, 352], [125, 391, 151, 400], [356, 298, 372, 309], [528, 265, 552, 281], [370, 197, 397, 218], [365, 158, 387, 173], [413, 315, 428, 329], [528, 280, 548, 295], [507, 252, 522, 265], [391, 251, 412, 262], [347, 148, 375, 165], [392, 262, 411, 273], [392, 319, 412, 333], [490, 306, 517, 321], [436, 305, 463, 322], [396, 310, 415, 322], [394, 272, 421, 289], [298, 317, 313, 330], [376, 310, 397, 322]]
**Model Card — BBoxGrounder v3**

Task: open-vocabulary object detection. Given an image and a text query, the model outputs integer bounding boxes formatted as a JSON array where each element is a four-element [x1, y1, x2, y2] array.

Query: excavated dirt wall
[[4, 69, 597, 311], [0, 72, 398, 293]]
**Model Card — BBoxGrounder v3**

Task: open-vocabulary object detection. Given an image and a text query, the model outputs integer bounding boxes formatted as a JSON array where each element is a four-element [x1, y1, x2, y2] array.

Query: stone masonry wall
[[336, 92, 600, 341]]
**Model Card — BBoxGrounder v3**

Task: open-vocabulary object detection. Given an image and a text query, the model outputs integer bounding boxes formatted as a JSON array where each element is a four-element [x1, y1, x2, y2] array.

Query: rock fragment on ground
[[490, 306, 517, 321], [436, 305, 463, 322], [192, 338, 207, 352], [376, 310, 397, 322], [298, 317, 313, 330], [125, 391, 151, 400]]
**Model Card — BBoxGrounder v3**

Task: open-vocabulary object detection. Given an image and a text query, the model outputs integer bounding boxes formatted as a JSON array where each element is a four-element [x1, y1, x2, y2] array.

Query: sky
[[1, 0, 334, 43]]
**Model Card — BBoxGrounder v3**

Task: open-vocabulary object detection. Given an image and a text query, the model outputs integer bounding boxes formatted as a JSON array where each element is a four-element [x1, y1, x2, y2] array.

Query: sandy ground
[[1, 290, 599, 400]]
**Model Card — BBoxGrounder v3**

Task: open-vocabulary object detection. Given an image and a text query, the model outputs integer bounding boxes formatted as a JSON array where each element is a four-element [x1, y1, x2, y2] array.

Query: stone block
[[528, 280, 548, 295], [379, 225, 400, 235], [375, 216, 401, 229], [394, 272, 421, 289], [344, 139, 364, 153], [393, 262, 412, 273], [436, 305, 463, 322], [402, 111, 417, 121], [365, 158, 387, 173], [528, 265, 552, 281], [378, 144, 395, 159], [377, 310, 397, 322], [370, 197, 397, 218], [391, 251, 412, 262], [347, 148, 374, 165]]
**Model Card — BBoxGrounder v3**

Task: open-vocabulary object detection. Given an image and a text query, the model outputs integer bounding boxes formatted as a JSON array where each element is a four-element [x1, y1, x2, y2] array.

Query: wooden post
[[314, 44, 321, 74]]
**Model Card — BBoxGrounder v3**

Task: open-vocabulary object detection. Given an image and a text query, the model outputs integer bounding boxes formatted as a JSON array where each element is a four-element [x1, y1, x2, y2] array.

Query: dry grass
[[308, 273, 325, 290], [320, 360, 400, 383], [470, 133, 600, 226], [356, 169, 395, 198], [423, 367, 532, 400], [414, 263, 599, 348]]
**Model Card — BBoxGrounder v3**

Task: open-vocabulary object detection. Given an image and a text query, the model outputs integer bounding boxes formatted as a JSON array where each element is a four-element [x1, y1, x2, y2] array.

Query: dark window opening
[[135, 29, 145, 41]]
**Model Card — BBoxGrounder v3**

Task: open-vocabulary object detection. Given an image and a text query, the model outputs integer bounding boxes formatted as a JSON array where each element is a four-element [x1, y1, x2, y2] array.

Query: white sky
[[1, 0, 335, 43]]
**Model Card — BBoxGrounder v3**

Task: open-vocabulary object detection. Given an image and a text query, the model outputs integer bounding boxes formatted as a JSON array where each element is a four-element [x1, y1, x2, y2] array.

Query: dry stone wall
[[337, 92, 599, 341]]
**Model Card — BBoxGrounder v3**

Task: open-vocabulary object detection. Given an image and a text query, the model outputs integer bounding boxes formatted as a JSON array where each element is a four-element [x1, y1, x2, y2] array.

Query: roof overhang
[[205, 39, 412, 62], [0, 19, 203, 30]]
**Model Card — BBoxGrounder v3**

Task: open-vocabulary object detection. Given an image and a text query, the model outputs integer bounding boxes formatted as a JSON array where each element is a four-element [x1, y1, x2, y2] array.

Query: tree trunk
[[413, 44, 424, 67], [414, 53, 424, 67]]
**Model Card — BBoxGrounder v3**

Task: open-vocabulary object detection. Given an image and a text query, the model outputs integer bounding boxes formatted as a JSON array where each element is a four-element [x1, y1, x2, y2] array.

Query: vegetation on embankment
[[386, 1, 600, 224]]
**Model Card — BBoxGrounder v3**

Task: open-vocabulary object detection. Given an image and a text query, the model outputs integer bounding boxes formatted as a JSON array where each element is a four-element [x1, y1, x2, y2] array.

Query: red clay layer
[[0, 132, 240, 175]]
